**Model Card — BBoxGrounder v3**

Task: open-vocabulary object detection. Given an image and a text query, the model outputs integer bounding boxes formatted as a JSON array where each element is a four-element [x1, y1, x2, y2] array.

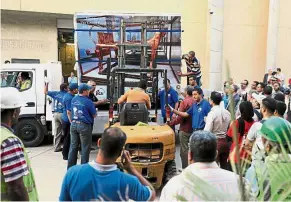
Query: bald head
[[100, 127, 127, 159], [87, 80, 96, 92]]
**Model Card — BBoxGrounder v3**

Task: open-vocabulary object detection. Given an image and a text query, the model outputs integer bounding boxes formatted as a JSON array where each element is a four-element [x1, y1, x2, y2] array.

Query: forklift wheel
[[163, 160, 177, 185], [15, 118, 44, 147]]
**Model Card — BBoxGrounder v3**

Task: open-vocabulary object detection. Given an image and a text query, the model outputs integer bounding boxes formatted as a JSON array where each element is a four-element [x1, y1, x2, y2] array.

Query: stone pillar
[[208, 0, 224, 91]]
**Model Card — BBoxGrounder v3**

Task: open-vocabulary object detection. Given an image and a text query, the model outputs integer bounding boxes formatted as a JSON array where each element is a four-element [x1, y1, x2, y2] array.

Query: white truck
[[1, 63, 110, 147], [1, 63, 62, 147]]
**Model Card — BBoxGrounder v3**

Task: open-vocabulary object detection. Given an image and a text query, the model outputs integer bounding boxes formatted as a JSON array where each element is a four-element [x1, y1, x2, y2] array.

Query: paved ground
[[28, 138, 182, 201]]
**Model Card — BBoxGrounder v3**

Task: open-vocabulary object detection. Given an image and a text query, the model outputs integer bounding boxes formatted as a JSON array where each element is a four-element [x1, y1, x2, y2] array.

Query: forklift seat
[[120, 103, 149, 126]]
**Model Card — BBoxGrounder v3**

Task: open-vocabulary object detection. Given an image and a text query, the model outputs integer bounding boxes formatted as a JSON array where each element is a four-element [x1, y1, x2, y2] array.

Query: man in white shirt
[[68, 72, 78, 84], [245, 97, 276, 164], [239, 79, 249, 99], [204, 91, 231, 169], [160, 131, 249, 201]]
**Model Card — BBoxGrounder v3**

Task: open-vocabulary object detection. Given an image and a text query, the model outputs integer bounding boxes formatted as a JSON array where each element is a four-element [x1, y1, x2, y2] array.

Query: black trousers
[[62, 121, 71, 160]]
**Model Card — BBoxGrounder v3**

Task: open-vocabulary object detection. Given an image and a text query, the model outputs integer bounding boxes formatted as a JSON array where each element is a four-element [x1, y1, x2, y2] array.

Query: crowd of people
[[1, 52, 291, 200], [157, 65, 291, 199]]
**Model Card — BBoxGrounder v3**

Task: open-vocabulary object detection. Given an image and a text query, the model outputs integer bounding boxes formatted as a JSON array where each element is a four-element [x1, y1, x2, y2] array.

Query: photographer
[[179, 51, 202, 86]]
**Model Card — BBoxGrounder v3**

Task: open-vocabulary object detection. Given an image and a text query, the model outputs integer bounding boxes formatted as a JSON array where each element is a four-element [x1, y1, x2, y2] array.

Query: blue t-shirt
[[59, 162, 151, 201], [62, 93, 75, 123], [48, 90, 67, 113], [71, 95, 96, 124], [158, 87, 179, 118], [186, 99, 211, 129]]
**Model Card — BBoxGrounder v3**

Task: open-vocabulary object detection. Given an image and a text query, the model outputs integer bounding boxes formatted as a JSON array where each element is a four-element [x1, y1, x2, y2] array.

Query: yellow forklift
[[104, 19, 177, 189], [105, 67, 176, 189]]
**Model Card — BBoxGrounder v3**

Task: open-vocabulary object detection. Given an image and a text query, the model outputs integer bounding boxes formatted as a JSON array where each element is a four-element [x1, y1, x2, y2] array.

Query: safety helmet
[[0, 87, 27, 111], [260, 117, 291, 144]]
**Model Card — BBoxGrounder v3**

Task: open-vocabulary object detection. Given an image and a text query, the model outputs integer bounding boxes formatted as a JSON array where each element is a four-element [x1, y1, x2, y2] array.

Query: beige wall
[[223, 0, 270, 84], [181, 0, 209, 88], [276, 0, 291, 82], [2, 0, 210, 87], [1, 12, 58, 63], [2, 0, 290, 88]]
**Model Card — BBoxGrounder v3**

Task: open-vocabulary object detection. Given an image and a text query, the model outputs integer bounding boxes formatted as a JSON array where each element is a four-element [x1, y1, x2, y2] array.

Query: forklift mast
[[106, 19, 170, 125]]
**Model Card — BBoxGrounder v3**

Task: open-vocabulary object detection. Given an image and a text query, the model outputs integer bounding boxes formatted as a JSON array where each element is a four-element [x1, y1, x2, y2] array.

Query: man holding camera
[[179, 51, 202, 86], [60, 127, 155, 201]]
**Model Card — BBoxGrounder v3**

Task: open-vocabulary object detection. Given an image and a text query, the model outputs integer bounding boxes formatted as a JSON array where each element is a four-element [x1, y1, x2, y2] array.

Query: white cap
[[252, 93, 266, 105], [0, 87, 27, 111]]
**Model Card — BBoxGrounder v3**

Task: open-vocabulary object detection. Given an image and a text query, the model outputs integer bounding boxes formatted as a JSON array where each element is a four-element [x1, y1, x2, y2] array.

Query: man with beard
[[245, 98, 277, 165], [272, 81, 284, 98]]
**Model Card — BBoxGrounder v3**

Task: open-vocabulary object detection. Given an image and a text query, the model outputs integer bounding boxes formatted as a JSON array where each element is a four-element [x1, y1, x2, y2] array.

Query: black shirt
[[89, 92, 98, 102]]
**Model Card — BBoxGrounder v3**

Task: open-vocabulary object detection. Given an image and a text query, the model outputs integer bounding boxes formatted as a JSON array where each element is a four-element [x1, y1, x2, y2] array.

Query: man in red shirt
[[169, 86, 195, 169]]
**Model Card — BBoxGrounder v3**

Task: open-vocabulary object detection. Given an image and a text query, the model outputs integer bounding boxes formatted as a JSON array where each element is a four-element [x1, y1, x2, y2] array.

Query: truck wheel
[[15, 119, 44, 147], [163, 160, 177, 185]]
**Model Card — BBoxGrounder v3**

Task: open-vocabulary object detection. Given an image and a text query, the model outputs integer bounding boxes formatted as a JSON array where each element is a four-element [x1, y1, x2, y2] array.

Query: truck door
[[1, 70, 37, 116]]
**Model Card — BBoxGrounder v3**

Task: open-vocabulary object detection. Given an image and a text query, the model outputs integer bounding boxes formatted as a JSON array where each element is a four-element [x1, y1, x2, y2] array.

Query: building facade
[[1, 0, 291, 89]]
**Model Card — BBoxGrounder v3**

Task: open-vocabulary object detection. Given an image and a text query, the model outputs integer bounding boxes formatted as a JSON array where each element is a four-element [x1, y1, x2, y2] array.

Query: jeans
[[67, 122, 92, 169], [196, 76, 202, 87], [216, 137, 229, 170], [62, 121, 71, 160], [179, 131, 191, 169], [53, 112, 63, 151]]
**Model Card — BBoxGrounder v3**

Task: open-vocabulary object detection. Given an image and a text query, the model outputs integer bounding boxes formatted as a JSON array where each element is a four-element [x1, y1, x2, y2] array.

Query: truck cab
[[1, 63, 62, 147]]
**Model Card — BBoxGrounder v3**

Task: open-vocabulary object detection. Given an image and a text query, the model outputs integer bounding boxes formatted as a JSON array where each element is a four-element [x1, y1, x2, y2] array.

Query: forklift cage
[[106, 64, 169, 125]]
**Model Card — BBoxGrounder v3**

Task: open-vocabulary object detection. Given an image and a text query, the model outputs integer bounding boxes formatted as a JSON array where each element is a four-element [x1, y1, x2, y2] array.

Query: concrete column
[[208, 0, 224, 91], [265, 0, 280, 72]]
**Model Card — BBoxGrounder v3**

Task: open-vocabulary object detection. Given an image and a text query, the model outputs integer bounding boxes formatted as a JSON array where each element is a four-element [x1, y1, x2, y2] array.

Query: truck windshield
[[1, 71, 18, 87], [1, 71, 32, 91]]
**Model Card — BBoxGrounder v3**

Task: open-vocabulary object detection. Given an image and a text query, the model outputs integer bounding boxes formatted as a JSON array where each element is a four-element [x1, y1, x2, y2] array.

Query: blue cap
[[69, 83, 78, 91], [78, 83, 92, 93]]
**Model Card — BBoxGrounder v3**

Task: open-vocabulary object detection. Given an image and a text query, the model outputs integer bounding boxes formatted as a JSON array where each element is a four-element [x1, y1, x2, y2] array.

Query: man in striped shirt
[[179, 51, 202, 87], [0, 87, 38, 201]]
